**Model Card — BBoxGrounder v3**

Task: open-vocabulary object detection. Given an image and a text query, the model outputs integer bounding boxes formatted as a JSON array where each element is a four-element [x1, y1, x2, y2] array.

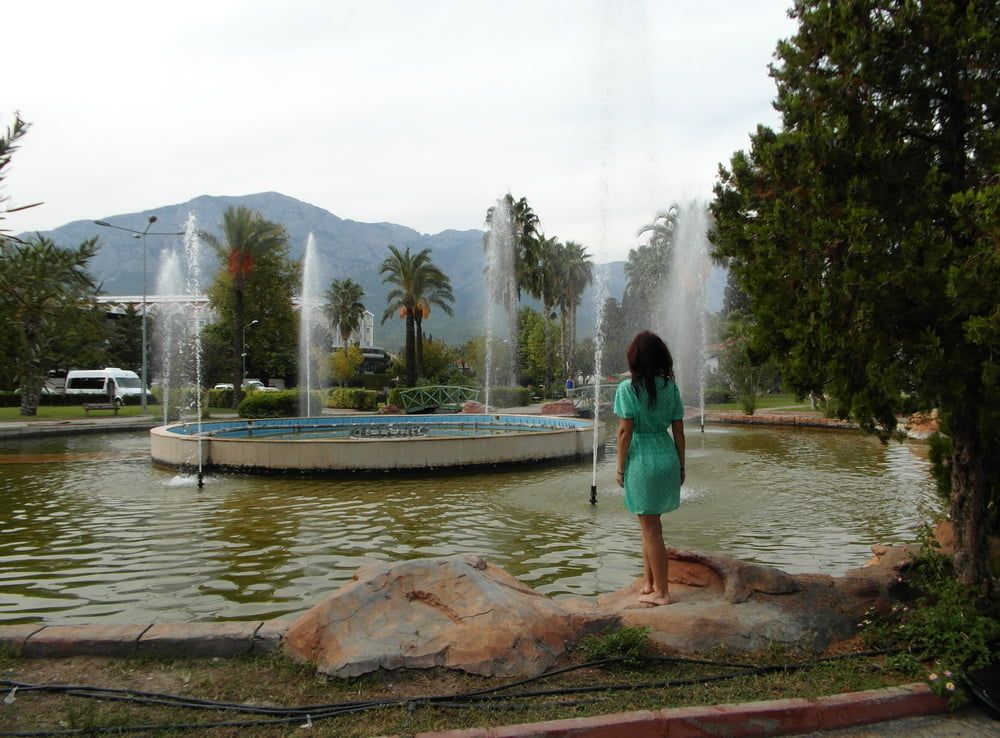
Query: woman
[[613, 331, 686, 606]]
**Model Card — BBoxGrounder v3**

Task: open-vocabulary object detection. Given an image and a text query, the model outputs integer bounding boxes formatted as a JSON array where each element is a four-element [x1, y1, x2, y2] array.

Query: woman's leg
[[640, 549, 654, 594], [637, 514, 670, 605]]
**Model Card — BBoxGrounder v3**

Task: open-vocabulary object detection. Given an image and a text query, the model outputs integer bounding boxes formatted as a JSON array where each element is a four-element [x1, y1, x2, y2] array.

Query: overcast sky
[[5, 1, 796, 263]]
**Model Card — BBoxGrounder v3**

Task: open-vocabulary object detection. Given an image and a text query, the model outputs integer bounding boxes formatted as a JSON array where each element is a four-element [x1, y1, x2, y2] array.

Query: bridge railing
[[566, 383, 621, 407], [396, 385, 481, 413]]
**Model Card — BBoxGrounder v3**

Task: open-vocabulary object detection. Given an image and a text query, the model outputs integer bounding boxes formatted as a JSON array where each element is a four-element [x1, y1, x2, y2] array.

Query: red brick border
[[408, 683, 947, 738]]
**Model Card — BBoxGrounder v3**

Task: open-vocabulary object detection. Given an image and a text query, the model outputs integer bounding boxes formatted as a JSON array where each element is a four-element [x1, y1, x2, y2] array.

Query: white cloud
[[4, 0, 795, 261]]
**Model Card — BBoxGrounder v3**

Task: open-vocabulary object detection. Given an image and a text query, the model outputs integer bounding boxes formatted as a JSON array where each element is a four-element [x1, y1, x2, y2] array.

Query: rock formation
[[284, 547, 913, 678]]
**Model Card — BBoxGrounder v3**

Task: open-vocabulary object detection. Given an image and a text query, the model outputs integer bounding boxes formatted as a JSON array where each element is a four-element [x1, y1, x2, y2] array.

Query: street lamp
[[95, 216, 184, 415], [242, 319, 260, 381]]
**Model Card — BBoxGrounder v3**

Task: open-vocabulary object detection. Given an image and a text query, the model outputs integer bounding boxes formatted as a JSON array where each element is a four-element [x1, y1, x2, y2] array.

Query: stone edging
[[1, 624, 946, 738], [704, 412, 859, 430], [0, 621, 291, 658]]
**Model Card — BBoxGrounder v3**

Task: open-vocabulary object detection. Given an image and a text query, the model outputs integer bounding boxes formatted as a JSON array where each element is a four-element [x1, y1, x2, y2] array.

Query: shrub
[[488, 386, 530, 408], [327, 388, 377, 411], [860, 524, 1000, 700], [351, 373, 393, 391], [206, 388, 233, 408], [238, 390, 298, 418], [704, 385, 732, 405], [386, 387, 403, 408]]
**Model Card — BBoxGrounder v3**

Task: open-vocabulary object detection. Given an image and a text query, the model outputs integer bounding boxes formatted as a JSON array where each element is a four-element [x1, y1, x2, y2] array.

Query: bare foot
[[639, 582, 654, 595], [638, 593, 671, 606]]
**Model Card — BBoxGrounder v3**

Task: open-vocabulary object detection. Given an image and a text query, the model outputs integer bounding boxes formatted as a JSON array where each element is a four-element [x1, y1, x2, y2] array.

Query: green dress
[[613, 377, 684, 515]]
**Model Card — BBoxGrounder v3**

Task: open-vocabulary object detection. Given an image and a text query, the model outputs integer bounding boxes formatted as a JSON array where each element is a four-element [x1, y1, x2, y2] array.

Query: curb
[[406, 683, 947, 738], [0, 621, 291, 658]]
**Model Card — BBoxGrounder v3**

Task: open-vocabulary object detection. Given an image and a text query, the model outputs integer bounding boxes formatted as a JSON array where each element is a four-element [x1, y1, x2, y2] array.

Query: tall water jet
[[298, 234, 324, 417], [152, 249, 187, 426], [182, 213, 206, 487], [590, 263, 610, 504], [654, 201, 711, 427], [483, 197, 519, 407]]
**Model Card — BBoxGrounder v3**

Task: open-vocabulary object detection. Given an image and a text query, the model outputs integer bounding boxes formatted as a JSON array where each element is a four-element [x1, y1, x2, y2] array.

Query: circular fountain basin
[[150, 414, 601, 472]]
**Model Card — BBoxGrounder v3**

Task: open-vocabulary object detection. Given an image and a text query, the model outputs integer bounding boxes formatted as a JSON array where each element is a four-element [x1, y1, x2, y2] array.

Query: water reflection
[[0, 426, 941, 624]]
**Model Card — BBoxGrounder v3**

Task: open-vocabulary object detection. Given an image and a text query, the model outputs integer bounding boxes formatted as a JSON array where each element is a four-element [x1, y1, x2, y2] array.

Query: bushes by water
[[238, 390, 298, 418], [327, 388, 378, 411], [488, 386, 530, 407]]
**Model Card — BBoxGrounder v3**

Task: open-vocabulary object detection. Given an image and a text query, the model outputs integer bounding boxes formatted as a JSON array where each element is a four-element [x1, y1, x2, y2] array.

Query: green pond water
[[0, 425, 941, 625]]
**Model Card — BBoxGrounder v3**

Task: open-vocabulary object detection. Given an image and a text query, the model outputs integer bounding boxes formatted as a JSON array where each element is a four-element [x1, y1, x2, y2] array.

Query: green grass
[[0, 648, 924, 737], [706, 393, 815, 414], [0, 404, 149, 421]]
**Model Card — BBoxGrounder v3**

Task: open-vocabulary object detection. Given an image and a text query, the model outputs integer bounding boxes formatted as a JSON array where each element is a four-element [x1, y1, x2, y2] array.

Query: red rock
[[283, 554, 613, 678]]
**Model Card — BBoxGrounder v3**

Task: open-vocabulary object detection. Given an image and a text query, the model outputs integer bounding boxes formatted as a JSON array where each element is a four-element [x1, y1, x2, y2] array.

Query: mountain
[[25, 191, 720, 349]]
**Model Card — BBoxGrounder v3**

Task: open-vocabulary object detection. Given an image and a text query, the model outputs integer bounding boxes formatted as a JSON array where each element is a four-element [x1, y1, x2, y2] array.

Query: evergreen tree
[[711, 0, 1000, 585]]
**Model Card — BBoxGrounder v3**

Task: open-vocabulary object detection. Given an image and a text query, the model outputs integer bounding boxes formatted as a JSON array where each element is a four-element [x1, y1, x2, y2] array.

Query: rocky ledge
[[284, 545, 911, 678]]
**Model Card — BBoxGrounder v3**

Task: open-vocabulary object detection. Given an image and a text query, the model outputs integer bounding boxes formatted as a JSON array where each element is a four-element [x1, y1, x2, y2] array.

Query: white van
[[64, 368, 145, 405]]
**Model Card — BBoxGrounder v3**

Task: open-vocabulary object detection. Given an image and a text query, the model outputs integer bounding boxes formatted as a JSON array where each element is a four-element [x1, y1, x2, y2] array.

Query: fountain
[[150, 213, 206, 486], [298, 233, 324, 417], [652, 201, 711, 427], [483, 196, 519, 407], [150, 414, 598, 473], [152, 248, 186, 426]]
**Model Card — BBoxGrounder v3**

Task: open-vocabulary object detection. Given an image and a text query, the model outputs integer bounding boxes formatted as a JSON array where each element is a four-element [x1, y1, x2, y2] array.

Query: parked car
[[64, 368, 149, 406], [213, 380, 278, 392]]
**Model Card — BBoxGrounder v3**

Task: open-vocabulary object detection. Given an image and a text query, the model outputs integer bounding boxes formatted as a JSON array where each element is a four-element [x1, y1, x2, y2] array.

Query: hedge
[[238, 390, 299, 418], [327, 388, 378, 411], [487, 386, 530, 408]]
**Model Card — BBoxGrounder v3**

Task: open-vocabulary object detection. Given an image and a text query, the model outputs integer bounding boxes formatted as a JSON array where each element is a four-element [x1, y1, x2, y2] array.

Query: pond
[[0, 425, 941, 625]]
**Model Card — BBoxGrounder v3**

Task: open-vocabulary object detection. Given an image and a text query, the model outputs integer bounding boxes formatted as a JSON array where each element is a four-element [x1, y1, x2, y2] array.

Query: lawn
[[0, 404, 149, 421], [706, 392, 816, 414]]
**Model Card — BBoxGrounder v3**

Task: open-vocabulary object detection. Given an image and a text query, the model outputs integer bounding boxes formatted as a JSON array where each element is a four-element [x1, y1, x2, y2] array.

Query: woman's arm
[[616, 418, 634, 487], [671, 419, 686, 485]]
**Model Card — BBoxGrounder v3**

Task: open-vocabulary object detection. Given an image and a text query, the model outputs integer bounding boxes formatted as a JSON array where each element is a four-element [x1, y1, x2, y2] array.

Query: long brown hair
[[626, 331, 675, 408]]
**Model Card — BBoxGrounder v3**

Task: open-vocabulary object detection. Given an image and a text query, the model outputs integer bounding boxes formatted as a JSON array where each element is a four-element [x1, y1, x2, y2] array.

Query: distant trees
[[711, 0, 1000, 586], [483, 195, 593, 385], [202, 207, 295, 404], [0, 114, 104, 415], [1, 237, 102, 415]]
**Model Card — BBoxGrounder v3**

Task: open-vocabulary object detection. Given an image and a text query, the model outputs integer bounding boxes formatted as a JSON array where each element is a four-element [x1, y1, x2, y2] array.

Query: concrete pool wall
[[150, 414, 604, 472]]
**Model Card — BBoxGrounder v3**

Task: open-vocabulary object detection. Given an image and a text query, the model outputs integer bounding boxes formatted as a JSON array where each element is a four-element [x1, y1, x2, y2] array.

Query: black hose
[[0, 648, 901, 737]]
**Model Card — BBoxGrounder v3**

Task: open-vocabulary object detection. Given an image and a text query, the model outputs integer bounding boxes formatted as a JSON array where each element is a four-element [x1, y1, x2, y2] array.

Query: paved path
[[795, 706, 1000, 736]]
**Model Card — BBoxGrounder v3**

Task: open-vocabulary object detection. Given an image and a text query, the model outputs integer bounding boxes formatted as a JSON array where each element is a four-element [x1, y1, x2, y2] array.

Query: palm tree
[[201, 206, 287, 407], [558, 241, 593, 378], [412, 269, 454, 379], [525, 234, 561, 385], [379, 245, 453, 386], [1, 236, 101, 416], [484, 194, 541, 301], [324, 278, 366, 346]]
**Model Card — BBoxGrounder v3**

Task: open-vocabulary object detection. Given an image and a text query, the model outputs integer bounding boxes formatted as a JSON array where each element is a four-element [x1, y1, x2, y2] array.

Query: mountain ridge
[[21, 191, 722, 348]]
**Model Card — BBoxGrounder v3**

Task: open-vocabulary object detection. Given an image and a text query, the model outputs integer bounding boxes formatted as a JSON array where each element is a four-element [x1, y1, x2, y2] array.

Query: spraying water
[[298, 234, 323, 417], [653, 202, 711, 427], [590, 263, 610, 504], [182, 213, 206, 488], [483, 197, 518, 408], [152, 249, 185, 426]]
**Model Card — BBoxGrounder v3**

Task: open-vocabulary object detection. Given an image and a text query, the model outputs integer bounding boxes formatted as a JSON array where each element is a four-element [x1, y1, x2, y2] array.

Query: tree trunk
[[414, 314, 424, 379], [19, 380, 40, 417], [404, 312, 416, 387], [949, 416, 993, 587], [233, 286, 245, 409]]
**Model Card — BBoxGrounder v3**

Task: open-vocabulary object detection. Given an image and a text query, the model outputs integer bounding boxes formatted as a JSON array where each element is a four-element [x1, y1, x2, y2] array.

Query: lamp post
[[242, 319, 259, 381], [95, 217, 184, 415]]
